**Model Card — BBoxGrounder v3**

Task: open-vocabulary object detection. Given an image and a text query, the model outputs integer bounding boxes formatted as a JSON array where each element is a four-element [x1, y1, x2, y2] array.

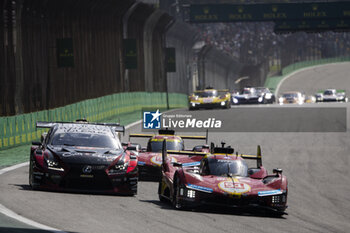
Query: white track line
[[0, 203, 66, 233], [0, 118, 148, 233], [275, 61, 350, 96]]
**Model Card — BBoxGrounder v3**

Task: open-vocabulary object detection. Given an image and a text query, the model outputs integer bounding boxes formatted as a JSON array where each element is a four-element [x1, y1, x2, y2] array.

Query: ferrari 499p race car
[[158, 142, 288, 215], [129, 129, 209, 180], [29, 120, 138, 195]]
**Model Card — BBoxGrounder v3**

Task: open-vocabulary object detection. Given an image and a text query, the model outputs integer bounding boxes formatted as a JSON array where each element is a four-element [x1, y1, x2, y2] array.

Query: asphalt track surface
[[1, 62, 350, 233]]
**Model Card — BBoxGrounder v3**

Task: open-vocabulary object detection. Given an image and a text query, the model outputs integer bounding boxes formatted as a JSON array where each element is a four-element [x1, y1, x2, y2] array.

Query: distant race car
[[305, 95, 316, 104], [158, 142, 288, 215], [29, 120, 138, 195], [315, 89, 348, 102], [129, 129, 209, 180], [255, 87, 276, 104], [188, 88, 231, 110], [232, 87, 274, 105], [278, 91, 305, 105]]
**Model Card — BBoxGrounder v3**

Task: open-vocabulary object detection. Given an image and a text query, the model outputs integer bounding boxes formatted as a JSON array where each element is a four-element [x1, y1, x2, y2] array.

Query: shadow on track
[[11, 184, 136, 197], [140, 199, 287, 219]]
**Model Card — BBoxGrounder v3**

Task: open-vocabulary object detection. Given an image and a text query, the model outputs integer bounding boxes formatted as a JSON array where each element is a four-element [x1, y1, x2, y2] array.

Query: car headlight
[[258, 97, 263, 102], [187, 189, 196, 198], [190, 96, 198, 101], [45, 158, 64, 171], [271, 195, 281, 203], [114, 162, 129, 171], [232, 98, 238, 104], [221, 101, 226, 106], [265, 93, 272, 99]]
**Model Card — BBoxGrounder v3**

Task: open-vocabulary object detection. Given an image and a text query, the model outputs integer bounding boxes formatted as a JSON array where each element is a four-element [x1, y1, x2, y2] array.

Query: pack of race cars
[[188, 87, 347, 109], [30, 121, 288, 216]]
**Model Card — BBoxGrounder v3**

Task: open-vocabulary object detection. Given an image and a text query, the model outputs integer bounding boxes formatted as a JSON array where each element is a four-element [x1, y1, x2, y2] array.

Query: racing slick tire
[[29, 159, 40, 190], [172, 176, 185, 210], [158, 178, 168, 203]]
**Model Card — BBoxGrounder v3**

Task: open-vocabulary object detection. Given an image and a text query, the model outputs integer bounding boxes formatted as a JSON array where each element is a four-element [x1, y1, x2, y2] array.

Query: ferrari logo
[[312, 5, 318, 11], [203, 7, 209, 14], [238, 6, 244, 13]]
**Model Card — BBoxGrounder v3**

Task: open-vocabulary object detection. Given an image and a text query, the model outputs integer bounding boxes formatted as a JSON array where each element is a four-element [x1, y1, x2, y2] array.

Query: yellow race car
[[189, 88, 231, 110]]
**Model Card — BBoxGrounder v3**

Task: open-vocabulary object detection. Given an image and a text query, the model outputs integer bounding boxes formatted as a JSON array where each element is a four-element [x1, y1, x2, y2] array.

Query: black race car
[[29, 120, 138, 195]]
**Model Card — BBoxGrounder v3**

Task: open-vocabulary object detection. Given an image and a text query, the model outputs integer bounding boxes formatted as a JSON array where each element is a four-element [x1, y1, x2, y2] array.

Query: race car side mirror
[[273, 168, 283, 175], [32, 141, 41, 146], [173, 162, 182, 167], [126, 146, 137, 151]]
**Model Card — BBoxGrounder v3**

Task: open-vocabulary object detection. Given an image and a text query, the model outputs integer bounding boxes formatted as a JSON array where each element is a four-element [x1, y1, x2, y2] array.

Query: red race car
[[129, 129, 209, 180], [158, 142, 288, 215], [29, 120, 138, 195]]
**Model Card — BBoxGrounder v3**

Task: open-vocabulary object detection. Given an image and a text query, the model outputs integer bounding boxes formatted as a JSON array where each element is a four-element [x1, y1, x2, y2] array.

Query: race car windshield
[[147, 140, 184, 152], [283, 93, 298, 98], [195, 91, 218, 97], [324, 90, 334, 95], [256, 88, 269, 94], [50, 133, 122, 149], [208, 159, 248, 177], [242, 89, 254, 94]]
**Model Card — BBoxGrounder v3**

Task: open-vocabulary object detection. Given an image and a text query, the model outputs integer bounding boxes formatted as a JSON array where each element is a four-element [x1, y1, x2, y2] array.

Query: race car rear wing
[[161, 140, 208, 170], [36, 121, 125, 133], [166, 150, 208, 157], [129, 133, 154, 138], [130, 129, 208, 143], [240, 145, 262, 168]]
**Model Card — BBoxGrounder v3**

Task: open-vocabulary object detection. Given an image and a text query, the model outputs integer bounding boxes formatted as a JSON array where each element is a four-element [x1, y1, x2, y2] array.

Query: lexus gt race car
[[232, 87, 274, 105], [315, 89, 348, 102], [29, 120, 138, 195], [278, 91, 305, 105], [158, 142, 288, 215], [129, 129, 208, 180], [188, 88, 231, 110]]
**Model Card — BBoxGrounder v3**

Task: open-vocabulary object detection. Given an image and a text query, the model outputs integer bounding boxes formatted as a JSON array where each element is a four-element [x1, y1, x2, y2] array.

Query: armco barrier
[[264, 56, 350, 93], [0, 92, 187, 150]]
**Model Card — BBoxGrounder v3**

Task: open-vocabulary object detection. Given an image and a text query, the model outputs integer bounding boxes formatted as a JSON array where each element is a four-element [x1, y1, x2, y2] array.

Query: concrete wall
[[0, 0, 244, 116]]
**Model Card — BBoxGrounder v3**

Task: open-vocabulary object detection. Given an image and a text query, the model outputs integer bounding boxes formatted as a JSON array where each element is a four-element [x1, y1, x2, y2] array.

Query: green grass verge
[[264, 56, 350, 93]]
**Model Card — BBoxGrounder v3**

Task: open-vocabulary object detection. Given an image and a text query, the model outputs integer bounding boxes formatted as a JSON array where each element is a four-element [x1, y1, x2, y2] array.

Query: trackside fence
[[264, 56, 350, 93], [0, 92, 187, 150]]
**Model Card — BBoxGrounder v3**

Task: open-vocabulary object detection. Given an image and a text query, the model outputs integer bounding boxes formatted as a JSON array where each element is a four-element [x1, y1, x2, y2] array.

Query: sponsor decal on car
[[187, 183, 213, 193], [258, 189, 283, 196], [150, 155, 177, 166], [137, 161, 146, 165], [218, 179, 251, 195], [182, 162, 201, 167]]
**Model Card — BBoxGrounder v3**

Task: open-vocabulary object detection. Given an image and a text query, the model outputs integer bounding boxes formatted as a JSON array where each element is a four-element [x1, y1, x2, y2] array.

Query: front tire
[[29, 159, 39, 190], [172, 176, 184, 210]]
